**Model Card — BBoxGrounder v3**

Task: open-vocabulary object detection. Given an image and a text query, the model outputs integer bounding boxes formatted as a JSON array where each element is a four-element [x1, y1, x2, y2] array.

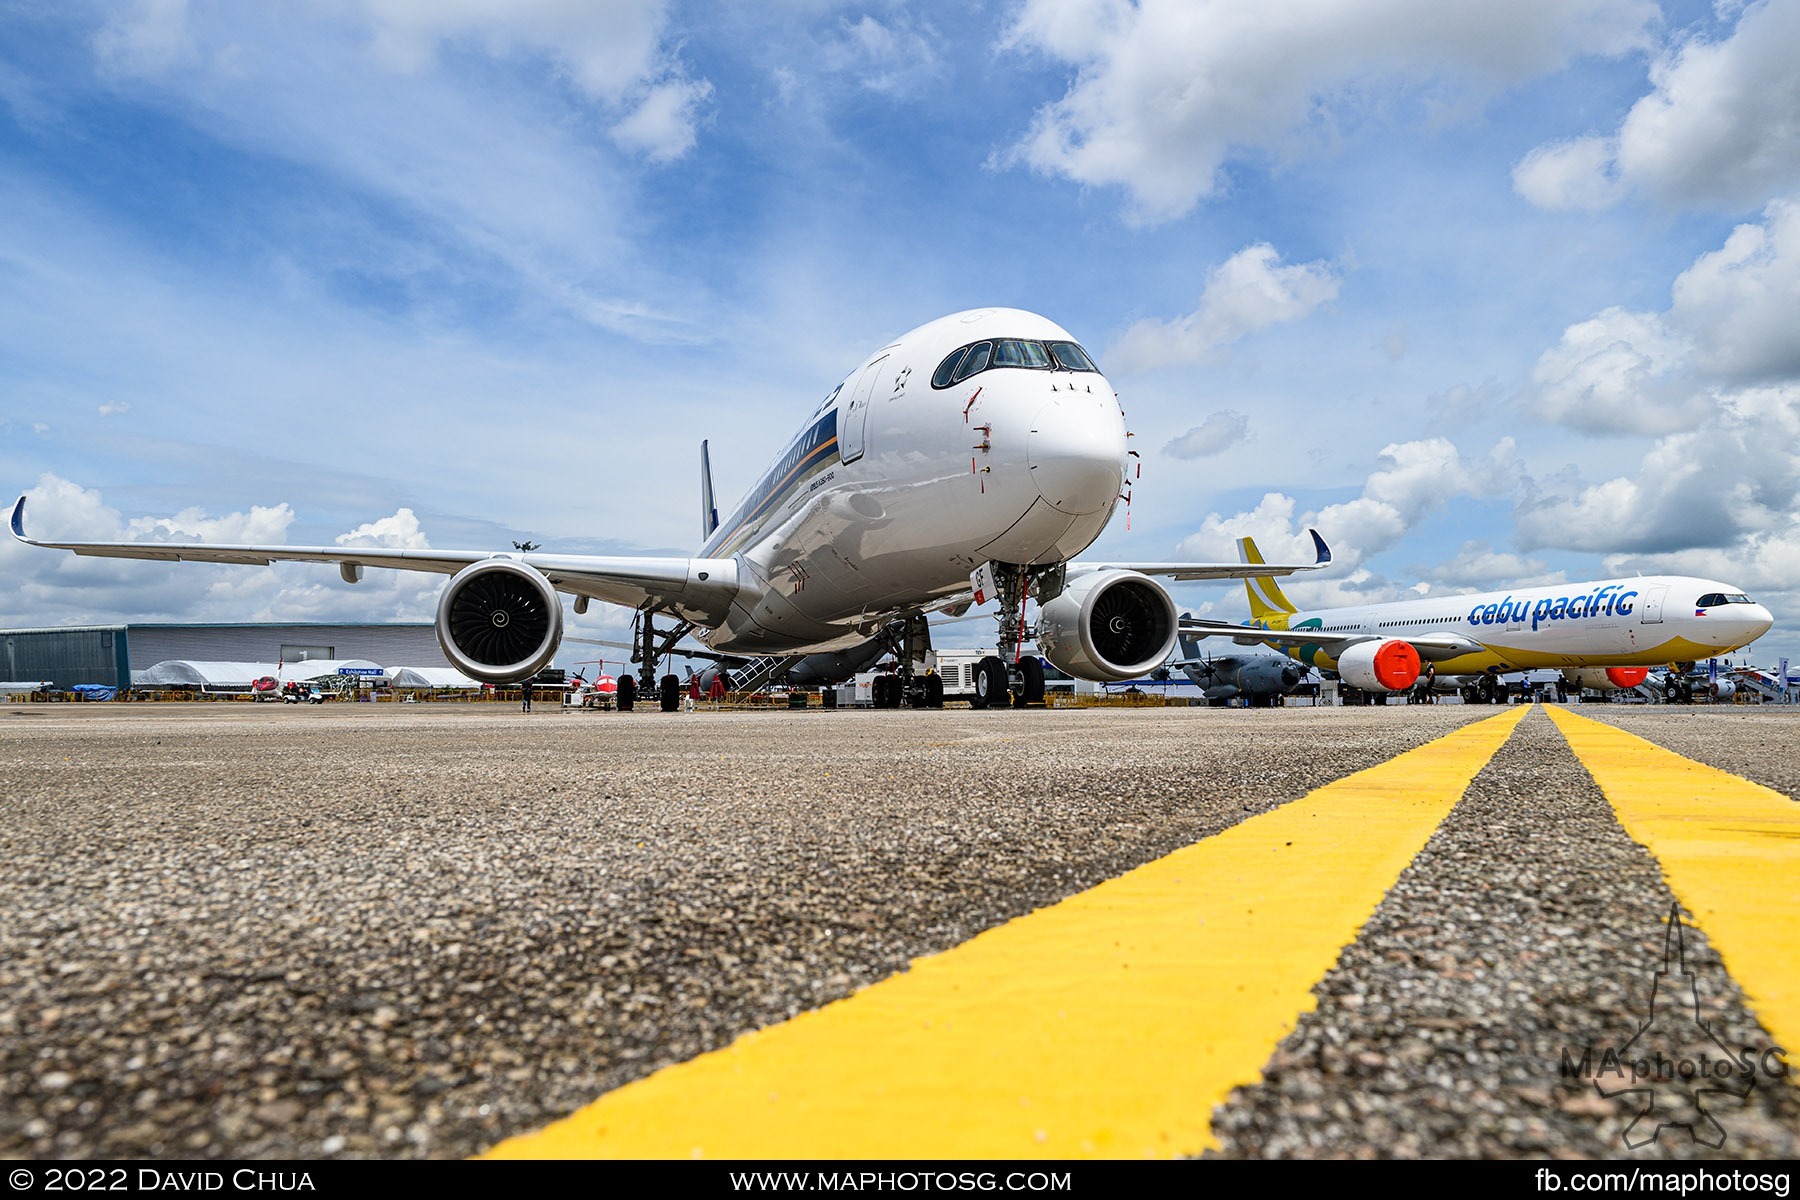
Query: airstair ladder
[[730, 654, 808, 694]]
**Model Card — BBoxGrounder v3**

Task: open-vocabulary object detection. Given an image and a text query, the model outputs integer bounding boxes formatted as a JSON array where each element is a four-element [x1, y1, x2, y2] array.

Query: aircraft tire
[[924, 673, 944, 709], [616, 675, 635, 711], [974, 656, 1009, 710], [659, 674, 681, 712], [1017, 656, 1046, 706], [873, 675, 891, 708]]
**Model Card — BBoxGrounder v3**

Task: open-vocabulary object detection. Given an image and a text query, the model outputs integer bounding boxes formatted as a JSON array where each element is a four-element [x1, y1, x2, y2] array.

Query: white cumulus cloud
[[1174, 436, 1521, 587], [1530, 197, 1800, 432], [1, 475, 453, 626], [611, 77, 714, 162], [1423, 540, 1564, 590], [1110, 243, 1340, 371], [1164, 410, 1250, 459], [1517, 384, 1800, 555], [1004, 0, 1657, 222], [1511, 135, 1625, 211], [1514, 0, 1800, 212], [1529, 306, 1706, 434], [337, 507, 431, 549], [1668, 198, 1800, 382]]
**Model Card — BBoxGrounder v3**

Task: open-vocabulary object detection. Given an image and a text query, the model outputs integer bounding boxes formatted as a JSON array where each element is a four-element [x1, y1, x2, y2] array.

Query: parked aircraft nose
[[1702, 600, 1774, 648], [1028, 391, 1125, 516], [1741, 602, 1775, 642]]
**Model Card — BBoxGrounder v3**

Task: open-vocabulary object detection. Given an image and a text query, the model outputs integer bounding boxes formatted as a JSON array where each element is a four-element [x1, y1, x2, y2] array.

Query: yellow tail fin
[[1238, 536, 1298, 620]]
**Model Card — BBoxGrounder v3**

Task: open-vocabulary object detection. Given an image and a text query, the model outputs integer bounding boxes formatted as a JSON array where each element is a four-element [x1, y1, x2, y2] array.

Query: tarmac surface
[[2, 700, 1796, 1160]]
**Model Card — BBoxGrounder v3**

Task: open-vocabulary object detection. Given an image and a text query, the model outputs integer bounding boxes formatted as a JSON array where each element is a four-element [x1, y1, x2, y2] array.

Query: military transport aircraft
[[13, 308, 1331, 711], [1169, 632, 1316, 707]]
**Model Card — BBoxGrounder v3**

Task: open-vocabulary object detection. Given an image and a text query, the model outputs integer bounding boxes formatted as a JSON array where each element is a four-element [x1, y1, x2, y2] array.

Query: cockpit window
[[950, 341, 992, 384], [930, 350, 967, 389], [931, 337, 1101, 389], [992, 339, 1052, 368], [1046, 341, 1097, 372], [1697, 593, 1727, 608]]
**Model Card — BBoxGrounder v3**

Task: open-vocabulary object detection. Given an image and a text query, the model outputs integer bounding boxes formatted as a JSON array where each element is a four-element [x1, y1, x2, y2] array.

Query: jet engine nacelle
[[1710, 677, 1737, 700], [435, 558, 564, 684], [1562, 667, 1650, 691], [1335, 639, 1421, 692], [1037, 569, 1178, 683]]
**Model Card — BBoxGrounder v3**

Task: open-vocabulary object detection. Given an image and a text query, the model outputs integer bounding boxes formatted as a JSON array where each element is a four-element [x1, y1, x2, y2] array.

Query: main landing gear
[[1458, 674, 1503, 705], [625, 605, 693, 713], [869, 612, 947, 708]]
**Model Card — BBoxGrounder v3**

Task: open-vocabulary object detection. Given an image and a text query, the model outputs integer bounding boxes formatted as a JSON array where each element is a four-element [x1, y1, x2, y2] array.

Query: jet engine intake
[[1562, 667, 1650, 691], [1036, 569, 1177, 683], [436, 559, 564, 684], [1335, 640, 1421, 692]]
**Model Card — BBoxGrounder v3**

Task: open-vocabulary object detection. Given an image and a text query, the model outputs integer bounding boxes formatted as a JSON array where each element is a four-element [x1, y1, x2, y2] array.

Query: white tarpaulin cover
[[388, 666, 481, 689], [135, 659, 386, 687]]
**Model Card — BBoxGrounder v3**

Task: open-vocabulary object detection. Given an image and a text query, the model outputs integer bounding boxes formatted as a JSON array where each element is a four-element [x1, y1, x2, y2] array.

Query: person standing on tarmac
[[521, 676, 534, 713]]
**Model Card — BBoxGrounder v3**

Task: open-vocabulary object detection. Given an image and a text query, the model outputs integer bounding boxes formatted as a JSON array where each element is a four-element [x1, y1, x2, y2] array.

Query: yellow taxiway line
[[1546, 705, 1800, 1059], [484, 706, 1529, 1159]]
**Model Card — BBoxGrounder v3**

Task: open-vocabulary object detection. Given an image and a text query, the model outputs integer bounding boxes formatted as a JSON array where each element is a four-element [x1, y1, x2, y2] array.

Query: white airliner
[[12, 308, 1331, 710], [1181, 537, 1773, 702]]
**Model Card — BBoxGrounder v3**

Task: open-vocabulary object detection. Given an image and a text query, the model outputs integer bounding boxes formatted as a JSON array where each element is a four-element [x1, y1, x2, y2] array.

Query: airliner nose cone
[[1747, 604, 1774, 640], [1029, 393, 1125, 516]]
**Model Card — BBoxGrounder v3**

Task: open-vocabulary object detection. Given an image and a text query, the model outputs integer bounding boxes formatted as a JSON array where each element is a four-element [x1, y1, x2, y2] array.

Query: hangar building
[[0, 623, 449, 690]]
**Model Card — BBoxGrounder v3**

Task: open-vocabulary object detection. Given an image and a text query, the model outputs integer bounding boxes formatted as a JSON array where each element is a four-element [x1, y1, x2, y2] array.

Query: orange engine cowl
[[1335, 639, 1422, 692], [1564, 667, 1650, 691]]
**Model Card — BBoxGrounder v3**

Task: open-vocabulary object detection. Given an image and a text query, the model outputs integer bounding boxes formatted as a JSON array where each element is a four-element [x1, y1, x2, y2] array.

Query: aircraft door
[[1639, 584, 1668, 624], [839, 356, 885, 464]]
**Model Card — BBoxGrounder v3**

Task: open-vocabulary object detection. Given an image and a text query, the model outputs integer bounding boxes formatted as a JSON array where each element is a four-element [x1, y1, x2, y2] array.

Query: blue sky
[[3, 0, 1798, 669]]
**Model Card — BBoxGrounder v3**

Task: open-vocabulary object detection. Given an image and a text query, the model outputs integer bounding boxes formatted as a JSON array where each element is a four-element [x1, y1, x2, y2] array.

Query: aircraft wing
[[1071, 528, 1332, 581], [1167, 655, 1240, 669], [1178, 614, 1485, 663], [10, 496, 742, 624]]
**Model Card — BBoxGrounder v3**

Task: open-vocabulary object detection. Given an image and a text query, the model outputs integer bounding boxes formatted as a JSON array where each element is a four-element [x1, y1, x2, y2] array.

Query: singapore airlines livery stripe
[[1547, 706, 1800, 1060], [481, 707, 1528, 1160], [704, 408, 840, 560]]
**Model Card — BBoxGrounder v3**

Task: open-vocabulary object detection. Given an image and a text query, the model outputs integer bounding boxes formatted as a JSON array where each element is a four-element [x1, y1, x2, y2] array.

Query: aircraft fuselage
[[1264, 577, 1772, 673], [693, 309, 1126, 655]]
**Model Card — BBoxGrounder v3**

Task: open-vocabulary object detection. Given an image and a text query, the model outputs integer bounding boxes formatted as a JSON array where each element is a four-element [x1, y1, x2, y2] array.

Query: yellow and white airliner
[[1182, 537, 1773, 703], [13, 308, 1330, 710]]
